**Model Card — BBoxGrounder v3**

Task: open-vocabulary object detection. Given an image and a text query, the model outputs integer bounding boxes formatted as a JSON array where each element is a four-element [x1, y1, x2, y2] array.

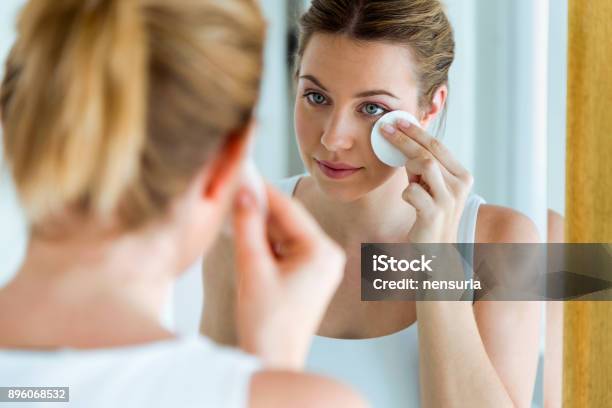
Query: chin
[[310, 169, 379, 203], [321, 186, 364, 203]]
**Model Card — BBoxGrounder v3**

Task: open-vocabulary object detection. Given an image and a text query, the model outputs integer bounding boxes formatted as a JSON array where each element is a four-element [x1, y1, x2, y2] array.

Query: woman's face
[[294, 33, 426, 202]]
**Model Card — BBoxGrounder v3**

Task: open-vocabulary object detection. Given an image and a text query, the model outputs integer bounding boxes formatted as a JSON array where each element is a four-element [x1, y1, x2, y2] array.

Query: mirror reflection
[[0, 0, 569, 407]]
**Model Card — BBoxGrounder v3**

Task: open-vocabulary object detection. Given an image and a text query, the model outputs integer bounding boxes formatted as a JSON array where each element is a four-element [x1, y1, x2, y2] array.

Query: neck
[[311, 170, 416, 246], [0, 223, 179, 349]]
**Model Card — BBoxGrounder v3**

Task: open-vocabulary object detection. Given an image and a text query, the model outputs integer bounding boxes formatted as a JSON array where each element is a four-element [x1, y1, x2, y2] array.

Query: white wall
[[0, 1, 21, 62], [464, 0, 567, 228], [547, 0, 568, 216], [442, 0, 477, 178], [464, 0, 552, 238], [253, 0, 290, 180]]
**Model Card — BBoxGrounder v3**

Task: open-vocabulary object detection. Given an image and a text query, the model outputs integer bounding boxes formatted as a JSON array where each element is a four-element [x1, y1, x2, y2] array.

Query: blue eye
[[305, 92, 327, 105], [361, 103, 386, 116]]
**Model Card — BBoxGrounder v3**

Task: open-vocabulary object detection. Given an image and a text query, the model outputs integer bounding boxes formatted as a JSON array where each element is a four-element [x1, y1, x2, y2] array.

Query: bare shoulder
[[472, 205, 542, 302], [249, 371, 368, 408], [475, 204, 541, 243], [547, 209, 565, 243]]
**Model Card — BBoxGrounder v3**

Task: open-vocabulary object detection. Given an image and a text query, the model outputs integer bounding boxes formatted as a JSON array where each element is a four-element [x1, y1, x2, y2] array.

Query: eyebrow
[[299, 74, 399, 100], [299, 74, 329, 91]]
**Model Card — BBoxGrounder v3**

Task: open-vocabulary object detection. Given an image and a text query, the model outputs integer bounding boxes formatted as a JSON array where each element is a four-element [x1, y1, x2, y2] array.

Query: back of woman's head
[[1, 0, 265, 230], [296, 0, 454, 116]]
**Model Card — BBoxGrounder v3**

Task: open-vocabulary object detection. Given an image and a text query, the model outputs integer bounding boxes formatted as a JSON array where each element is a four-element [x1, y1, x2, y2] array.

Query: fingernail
[[397, 119, 412, 129], [236, 188, 255, 210], [381, 123, 396, 136]]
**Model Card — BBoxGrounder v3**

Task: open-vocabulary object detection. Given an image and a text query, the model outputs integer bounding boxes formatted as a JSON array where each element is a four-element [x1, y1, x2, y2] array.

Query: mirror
[[0, 0, 569, 407]]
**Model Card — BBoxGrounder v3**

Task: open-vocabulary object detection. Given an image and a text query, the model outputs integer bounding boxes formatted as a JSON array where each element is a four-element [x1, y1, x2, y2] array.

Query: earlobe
[[203, 120, 256, 201], [420, 85, 448, 127]]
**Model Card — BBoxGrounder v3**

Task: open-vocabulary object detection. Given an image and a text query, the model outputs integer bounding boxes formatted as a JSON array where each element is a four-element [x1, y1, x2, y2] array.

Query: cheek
[[365, 159, 397, 186], [294, 102, 321, 150], [360, 134, 399, 183], [362, 123, 393, 169]]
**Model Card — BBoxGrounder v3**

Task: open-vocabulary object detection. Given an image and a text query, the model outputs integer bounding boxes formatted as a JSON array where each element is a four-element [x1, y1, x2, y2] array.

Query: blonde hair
[[296, 0, 454, 119], [1, 0, 265, 229]]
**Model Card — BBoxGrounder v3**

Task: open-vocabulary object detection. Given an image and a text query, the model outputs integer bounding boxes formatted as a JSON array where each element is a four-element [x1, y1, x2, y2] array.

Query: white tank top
[[273, 173, 486, 408], [0, 335, 260, 408]]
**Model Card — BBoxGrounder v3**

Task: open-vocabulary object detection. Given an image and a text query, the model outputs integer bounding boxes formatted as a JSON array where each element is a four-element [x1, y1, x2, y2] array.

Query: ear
[[420, 84, 448, 128], [203, 119, 256, 202]]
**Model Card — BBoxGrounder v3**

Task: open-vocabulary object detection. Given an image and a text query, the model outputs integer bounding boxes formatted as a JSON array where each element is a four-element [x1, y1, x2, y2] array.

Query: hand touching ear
[[232, 183, 345, 370]]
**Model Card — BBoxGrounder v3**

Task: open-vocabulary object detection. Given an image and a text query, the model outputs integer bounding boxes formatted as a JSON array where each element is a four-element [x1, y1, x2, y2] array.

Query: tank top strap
[[272, 173, 306, 196], [455, 191, 486, 301], [458, 191, 486, 244]]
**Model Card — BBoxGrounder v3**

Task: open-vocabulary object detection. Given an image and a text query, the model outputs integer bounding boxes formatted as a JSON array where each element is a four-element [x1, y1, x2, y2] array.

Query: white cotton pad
[[370, 110, 422, 167], [221, 157, 267, 238], [242, 158, 267, 213]]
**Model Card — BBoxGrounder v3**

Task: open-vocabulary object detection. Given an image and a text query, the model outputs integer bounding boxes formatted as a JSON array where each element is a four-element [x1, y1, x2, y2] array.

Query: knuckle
[[422, 158, 435, 170], [429, 137, 443, 153], [402, 187, 411, 201], [460, 171, 474, 185], [419, 208, 436, 221], [392, 130, 406, 144], [448, 177, 463, 193], [439, 193, 453, 206], [404, 183, 419, 196]]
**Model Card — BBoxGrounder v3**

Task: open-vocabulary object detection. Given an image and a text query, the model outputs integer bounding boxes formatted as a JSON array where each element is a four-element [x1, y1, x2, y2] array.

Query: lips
[[315, 159, 363, 180], [317, 160, 361, 170]]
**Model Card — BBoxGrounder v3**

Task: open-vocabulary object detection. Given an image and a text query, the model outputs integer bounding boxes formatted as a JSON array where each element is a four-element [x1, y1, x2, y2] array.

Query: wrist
[[239, 326, 309, 371]]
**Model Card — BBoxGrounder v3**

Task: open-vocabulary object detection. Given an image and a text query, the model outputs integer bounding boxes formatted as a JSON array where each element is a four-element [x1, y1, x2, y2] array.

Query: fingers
[[380, 123, 451, 182], [233, 186, 274, 281], [265, 183, 325, 254], [381, 120, 469, 179], [402, 182, 434, 216], [380, 122, 424, 160], [403, 156, 451, 202]]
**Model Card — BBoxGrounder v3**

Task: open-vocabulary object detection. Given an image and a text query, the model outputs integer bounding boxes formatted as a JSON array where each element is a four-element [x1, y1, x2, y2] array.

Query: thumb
[[232, 186, 274, 285]]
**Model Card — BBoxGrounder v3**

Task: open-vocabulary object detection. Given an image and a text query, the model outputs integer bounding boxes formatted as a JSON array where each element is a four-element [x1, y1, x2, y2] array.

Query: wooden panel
[[563, 0, 612, 406]]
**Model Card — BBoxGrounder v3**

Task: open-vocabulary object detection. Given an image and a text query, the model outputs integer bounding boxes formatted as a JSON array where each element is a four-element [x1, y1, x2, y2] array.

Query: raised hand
[[380, 119, 474, 243]]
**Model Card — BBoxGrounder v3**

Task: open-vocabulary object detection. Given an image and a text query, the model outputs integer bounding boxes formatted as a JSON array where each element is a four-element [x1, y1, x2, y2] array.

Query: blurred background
[[0, 1, 567, 406]]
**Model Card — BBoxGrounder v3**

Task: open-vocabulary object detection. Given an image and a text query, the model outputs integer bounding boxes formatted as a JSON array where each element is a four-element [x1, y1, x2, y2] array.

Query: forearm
[[416, 301, 515, 408]]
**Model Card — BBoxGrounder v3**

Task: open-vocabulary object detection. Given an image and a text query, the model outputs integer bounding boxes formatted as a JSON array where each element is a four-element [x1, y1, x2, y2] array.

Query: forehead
[[299, 33, 419, 93]]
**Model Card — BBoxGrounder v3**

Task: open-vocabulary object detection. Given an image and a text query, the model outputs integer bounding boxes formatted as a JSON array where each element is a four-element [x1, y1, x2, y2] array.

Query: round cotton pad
[[371, 110, 422, 167]]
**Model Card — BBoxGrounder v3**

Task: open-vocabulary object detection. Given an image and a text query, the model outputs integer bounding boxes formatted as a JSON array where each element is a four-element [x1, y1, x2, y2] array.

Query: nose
[[320, 111, 357, 152]]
